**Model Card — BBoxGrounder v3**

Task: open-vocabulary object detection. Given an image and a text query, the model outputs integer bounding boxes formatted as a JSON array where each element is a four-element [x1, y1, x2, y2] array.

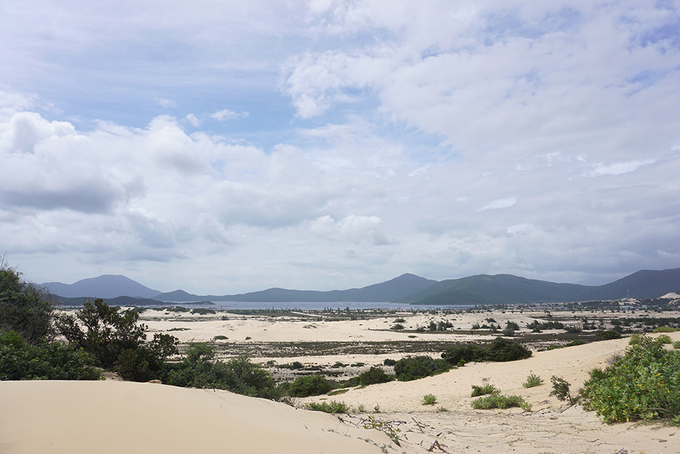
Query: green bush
[[656, 334, 672, 344], [653, 326, 679, 333], [471, 392, 531, 411], [383, 358, 397, 366], [191, 308, 216, 315], [305, 400, 349, 414], [289, 375, 333, 397], [356, 366, 393, 386], [0, 330, 101, 380], [523, 373, 544, 388], [165, 344, 277, 399], [421, 394, 437, 405], [550, 376, 576, 404], [393, 356, 451, 381], [581, 335, 680, 424], [599, 330, 622, 340], [442, 338, 532, 365], [471, 383, 498, 397], [673, 341, 680, 350], [0, 263, 54, 345]]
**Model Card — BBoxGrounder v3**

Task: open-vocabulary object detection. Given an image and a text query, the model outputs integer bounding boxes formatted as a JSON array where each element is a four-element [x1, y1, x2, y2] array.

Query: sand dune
[[2, 313, 679, 454]]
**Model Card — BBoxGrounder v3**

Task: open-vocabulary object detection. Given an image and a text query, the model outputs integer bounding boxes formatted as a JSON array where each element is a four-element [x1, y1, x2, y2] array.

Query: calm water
[[172, 301, 475, 311]]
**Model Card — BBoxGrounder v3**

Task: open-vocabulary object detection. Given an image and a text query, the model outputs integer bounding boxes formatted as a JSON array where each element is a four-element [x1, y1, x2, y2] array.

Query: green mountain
[[398, 268, 680, 305], [153, 273, 437, 303]]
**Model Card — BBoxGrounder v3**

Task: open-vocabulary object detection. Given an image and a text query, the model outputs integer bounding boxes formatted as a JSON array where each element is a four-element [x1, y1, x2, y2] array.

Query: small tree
[[0, 262, 53, 344]]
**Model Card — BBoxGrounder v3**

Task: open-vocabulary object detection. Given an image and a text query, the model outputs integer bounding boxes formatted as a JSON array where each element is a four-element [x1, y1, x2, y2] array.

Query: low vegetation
[[304, 400, 350, 414], [421, 393, 437, 405], [441, 338, 532, 365], [581, 335, 680, 424], [471, 383, 498, 397], [393, 355, 451, 381], [523, 373, 544, 388], [471, 392, 531, 411]]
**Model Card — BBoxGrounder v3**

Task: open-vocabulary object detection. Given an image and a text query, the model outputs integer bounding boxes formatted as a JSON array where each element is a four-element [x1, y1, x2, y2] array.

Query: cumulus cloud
[[155, 98, 177, 108]]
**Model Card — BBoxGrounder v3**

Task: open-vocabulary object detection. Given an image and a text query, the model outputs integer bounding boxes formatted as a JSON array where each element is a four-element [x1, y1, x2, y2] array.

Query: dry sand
[[2, 310, 679, 454]]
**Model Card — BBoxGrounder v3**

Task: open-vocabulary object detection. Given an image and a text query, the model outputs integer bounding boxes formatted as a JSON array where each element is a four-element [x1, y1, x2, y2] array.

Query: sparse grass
[[304, 400, 349, 414], [437, 406, 448, 412], [328, 388, 348, 396], [421, 393, 437, 405], [523, 373, 544, 388]]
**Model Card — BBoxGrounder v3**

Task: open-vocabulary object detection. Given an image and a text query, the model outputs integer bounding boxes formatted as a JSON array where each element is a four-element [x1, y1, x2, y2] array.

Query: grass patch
[[523, 373, 544, 388], [472, 392, 531, 411], [421, 394, 437, 405], [305, 400, 350, 414], [328, 388, 348, 396]]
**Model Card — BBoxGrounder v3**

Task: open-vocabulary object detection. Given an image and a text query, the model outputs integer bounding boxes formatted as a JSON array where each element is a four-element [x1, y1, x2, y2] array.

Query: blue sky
[[1, 0, 679, 294]]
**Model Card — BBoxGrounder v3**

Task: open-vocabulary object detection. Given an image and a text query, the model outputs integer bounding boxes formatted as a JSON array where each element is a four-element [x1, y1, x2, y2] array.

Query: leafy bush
[[471, 392, 531, 411], [471, 383, 498, 397], [581, 335, 680, 424], [391, 324, 404, 330], [393, 356, 451, 381], [421, 394, 437, 405], [523, 373, 544, 388], [356, 366, 393, 386], [656, 334, 672, 344], [0, 330, 101, 380], [550, 376, 576, 404], [674, 341, 680, 350], [505, 321, 520, 331], [304, 400, 349, 414], [165, 344, 277, 399], [0, 263, 54, 345], [289, 375, 333, 397], [442, 338, 532, 365], [383, 358, 397, 366]]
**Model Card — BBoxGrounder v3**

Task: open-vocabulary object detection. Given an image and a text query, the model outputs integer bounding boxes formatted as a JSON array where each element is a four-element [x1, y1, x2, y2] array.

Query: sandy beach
[[2, 309, 679, 454]]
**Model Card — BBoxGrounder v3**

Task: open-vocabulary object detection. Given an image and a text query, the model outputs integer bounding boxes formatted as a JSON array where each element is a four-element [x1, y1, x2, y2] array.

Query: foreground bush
[[393, 356, 451, 381], [0, 330, 101, 380], [581, 335, 680, 424], [442, 338, 532, 365]]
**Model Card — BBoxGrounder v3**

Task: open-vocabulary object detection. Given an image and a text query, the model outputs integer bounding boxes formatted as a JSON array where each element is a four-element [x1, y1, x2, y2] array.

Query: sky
[[1, 0, 680, 294]]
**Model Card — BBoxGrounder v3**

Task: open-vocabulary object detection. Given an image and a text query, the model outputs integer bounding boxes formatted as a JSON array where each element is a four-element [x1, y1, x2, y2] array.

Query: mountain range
[[42, 268, 680, 305]]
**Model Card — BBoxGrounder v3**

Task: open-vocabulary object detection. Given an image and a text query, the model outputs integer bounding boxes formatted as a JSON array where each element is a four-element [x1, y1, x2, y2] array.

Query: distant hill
[[398, 268, 680, 305], [153, 273, 438, 303], [42, 275, 160, 299]]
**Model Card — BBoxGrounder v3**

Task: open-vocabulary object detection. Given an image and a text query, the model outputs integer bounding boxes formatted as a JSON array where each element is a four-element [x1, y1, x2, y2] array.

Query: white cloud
[[155, 98, 177, 108], [184, 113, 200, 127], [211, 109, 248, 121], [476, 197, 517, 212]]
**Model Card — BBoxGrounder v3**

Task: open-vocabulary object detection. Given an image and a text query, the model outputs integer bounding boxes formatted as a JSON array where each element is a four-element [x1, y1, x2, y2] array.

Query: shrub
[[421, 394, 437, 405], [392, 324, 404, 330], [442, 338, 532, 365], [0, 263, 54, 345], [383, 358, 397, 366], [356, 366, 393, 386], [191, 308, 216, 315], [165, 344, 277, 399], [674, 341, 680, 350], [393, 356, 451, 381], [505, 321, 520, 331], [471, 383, 498, 397], [523, 373, 544, 388], [656, 334, 672, 344], [550, 376, 576, 405], [289, 375, 333, 397], [653, 326, 679, 333], [0, 330, 101, 380], [305, 400, 349, 414], [599, 330, 622, 340], [581, 335, 680, 424], [471, 392, 531, 411]]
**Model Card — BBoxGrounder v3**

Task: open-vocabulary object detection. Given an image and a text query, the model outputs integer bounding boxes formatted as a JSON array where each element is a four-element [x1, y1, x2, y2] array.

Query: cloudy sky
[[1, 0, 679, 294]]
